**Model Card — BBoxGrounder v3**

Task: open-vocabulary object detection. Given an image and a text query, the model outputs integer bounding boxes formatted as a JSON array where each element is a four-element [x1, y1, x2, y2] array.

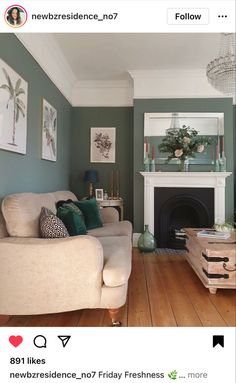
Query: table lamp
[[83, 170, 99, 198]]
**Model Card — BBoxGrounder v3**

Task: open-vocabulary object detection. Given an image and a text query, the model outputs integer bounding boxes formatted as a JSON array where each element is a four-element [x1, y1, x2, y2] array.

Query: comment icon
[[33, 335, 47, 348]]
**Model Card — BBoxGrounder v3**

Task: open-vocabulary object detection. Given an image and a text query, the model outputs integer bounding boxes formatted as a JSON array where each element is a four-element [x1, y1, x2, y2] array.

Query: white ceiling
[[52, 33, 221, 81], [18, 33, 233, 105]]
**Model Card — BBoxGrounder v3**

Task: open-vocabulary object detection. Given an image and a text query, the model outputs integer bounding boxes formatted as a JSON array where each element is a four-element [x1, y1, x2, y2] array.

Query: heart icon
[[9, 335, 23, 347]]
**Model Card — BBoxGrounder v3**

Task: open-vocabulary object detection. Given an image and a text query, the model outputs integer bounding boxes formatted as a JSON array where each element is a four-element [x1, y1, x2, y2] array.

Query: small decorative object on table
[[213, 221, 234, 233], [103, 190, 109, 200], [158, 125, 212, 171], [138, 225, 157, 252], [95, 189, 103, 201]]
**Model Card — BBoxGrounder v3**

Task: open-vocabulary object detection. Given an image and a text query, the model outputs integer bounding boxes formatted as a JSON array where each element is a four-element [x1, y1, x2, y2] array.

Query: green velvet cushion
[[56, 206, 87, 236], [73, 198, 103, 230]]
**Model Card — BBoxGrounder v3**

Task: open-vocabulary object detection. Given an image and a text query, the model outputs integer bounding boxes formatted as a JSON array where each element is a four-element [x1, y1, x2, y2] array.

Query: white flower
[[175, 149, 183, 157], [197, 144, 205, 153], [183, 136, 190, 144]]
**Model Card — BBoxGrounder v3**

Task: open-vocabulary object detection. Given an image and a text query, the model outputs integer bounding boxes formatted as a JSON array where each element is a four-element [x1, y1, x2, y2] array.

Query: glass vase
[[138, 225, 157, 252], [179, 158, 189, 172]]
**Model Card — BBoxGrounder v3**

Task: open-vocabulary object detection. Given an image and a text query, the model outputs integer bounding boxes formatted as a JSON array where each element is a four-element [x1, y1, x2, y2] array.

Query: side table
[[97, 198, 124, 221]]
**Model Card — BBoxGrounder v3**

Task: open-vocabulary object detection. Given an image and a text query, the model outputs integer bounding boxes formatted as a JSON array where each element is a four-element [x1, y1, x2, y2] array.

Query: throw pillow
[[73, 198, 103, 230], [40, 207, 69, 238], [57, 206, 87, 236], [56, 199, 73, 209]]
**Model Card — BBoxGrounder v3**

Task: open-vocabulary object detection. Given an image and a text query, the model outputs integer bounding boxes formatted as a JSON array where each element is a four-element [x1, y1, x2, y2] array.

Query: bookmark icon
[[57, 335, 71, 348]]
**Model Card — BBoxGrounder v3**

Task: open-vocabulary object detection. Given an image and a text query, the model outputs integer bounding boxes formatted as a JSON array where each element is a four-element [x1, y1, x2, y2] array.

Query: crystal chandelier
[[206, 33, 236, 96], [166, 112, 180, 135]]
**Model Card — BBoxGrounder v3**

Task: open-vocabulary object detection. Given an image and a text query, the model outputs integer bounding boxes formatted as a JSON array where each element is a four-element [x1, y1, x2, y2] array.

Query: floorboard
[[1, 248, 235, 327]]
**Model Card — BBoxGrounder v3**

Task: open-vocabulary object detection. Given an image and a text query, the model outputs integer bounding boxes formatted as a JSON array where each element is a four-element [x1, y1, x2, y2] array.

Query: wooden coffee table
[[185, 228, 236, 294]]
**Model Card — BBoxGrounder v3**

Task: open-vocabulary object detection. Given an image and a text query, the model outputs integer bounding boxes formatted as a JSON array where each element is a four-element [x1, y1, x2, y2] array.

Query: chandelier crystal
[[206, 33, 236, 96], [166, 112, 180, 135]]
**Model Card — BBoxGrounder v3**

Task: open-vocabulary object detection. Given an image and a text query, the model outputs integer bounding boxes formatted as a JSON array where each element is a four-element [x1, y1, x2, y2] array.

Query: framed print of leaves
[[41, 98, 57, 162], [0, 58, 28, 154], [90, 127, 116, 163]]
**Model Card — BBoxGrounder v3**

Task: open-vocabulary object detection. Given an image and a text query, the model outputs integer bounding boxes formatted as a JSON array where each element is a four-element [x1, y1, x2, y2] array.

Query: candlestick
[[152, 145, 155, 160], [116, 171, 120, 198], [216, 144, 219, 161], [211, 147, 214, 164], [110, 171, 113, 198], [221, 136, 224, 153]]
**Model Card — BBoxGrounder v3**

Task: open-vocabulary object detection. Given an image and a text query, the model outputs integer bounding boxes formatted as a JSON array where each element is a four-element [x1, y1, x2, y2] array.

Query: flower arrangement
[[158, 125, 212, 165]]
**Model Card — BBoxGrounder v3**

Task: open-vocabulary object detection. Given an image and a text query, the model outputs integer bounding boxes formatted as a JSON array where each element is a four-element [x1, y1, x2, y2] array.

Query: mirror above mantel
[[144, 112, 224, 166]]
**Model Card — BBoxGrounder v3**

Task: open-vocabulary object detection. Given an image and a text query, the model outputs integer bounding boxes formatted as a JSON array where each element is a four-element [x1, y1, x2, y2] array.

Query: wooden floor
[[2, 248, 236, 327]]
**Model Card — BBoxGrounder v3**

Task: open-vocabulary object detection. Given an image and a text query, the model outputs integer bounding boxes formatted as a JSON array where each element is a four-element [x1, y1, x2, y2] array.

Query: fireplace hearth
[[154, 187, 214, 249]]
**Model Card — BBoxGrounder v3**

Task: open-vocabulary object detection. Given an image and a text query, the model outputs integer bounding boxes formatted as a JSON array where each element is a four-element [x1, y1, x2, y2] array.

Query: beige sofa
[[0, 191, 132, 326]]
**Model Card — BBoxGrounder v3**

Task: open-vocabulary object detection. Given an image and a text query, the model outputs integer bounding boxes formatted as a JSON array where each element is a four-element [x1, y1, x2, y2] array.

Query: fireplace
[[140, 171, 232, 248], [154, 187, 214, 249]]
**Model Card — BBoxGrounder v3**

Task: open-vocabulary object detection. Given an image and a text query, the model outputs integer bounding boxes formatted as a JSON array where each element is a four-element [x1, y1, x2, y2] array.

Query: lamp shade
[[83, 170, 99, 183]]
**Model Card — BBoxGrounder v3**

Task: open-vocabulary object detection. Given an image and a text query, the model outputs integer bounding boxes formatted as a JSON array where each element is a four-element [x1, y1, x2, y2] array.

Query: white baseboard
[[133, 233, 141, 247]]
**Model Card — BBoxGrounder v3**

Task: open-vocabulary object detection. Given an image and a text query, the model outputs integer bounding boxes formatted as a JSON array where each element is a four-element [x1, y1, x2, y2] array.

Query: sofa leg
[[0, 315, 10, 325], [108, 309, 122, 327]]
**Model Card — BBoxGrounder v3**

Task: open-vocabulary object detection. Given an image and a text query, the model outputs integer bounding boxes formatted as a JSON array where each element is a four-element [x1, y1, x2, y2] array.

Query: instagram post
[[0, 1, 235, 382]]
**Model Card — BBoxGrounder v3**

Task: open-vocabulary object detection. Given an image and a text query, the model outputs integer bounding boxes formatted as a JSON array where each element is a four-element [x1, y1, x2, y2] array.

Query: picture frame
[[0, 58, 28, 154], [41, 98, 57, 162], [90, 127, 116, 163], [95, 189, 104, 201]]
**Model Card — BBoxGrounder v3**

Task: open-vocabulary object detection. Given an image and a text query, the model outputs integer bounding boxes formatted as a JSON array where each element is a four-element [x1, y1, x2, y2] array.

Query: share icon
[[57, 336, 71, 348]]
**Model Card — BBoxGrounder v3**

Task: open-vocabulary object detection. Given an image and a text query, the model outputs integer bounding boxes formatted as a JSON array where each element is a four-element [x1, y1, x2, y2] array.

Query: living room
[[0, 33, 235, 327]]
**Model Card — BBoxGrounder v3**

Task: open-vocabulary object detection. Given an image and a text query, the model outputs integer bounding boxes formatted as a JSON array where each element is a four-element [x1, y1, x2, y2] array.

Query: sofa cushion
[[57, 206, 87, 236], [40, 207, 69, 238], [74, 198, 103, 230], [88, 221, 132, 240], [1, 191, 77, 237], [98, 236, 132, 287]]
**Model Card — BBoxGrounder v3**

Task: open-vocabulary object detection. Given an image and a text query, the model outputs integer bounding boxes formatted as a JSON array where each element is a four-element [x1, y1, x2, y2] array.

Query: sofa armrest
[[0, 236, 104, 315], [100, 207, 119, 223]]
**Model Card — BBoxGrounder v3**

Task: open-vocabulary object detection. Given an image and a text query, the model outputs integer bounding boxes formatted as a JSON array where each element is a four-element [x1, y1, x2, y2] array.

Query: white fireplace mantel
[[140, 172, 232, 235]]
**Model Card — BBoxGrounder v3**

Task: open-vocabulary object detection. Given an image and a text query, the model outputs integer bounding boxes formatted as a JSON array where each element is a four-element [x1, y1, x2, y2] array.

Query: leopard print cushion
[[40, 207, 69, 238]]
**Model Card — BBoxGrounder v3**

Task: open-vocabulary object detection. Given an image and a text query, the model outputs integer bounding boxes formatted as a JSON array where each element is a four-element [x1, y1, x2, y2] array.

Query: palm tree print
[[43, 104, 56, 158], [0, 68, 26, 146]]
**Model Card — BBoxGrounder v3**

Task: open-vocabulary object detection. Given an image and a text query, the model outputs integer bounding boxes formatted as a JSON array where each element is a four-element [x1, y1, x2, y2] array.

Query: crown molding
[[72, 80, 133, 107], [129, 69, 207, 79], [16, 34, 76, 104], [129, 69, 234, 102]]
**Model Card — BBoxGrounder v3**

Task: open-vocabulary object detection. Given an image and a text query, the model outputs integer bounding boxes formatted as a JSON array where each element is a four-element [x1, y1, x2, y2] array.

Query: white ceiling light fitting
[[206, 33, 236, 96]]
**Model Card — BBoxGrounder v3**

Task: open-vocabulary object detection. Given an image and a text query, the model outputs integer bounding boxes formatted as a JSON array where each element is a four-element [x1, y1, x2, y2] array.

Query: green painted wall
[[71, 107, 133, 222], [234, 105, 236, 217], [133, 98, 235, 232], [0, 34, 72, 198]]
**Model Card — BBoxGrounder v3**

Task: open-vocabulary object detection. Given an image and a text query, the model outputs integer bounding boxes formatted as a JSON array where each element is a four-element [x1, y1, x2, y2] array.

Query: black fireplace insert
[[154, 187, 214, 249]]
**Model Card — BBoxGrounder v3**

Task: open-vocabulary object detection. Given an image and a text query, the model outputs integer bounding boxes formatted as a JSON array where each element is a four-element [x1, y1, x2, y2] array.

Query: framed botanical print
[[41, 98, 57, 162], [0, 58, 28, 154], [90, 127, 116, 163]]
